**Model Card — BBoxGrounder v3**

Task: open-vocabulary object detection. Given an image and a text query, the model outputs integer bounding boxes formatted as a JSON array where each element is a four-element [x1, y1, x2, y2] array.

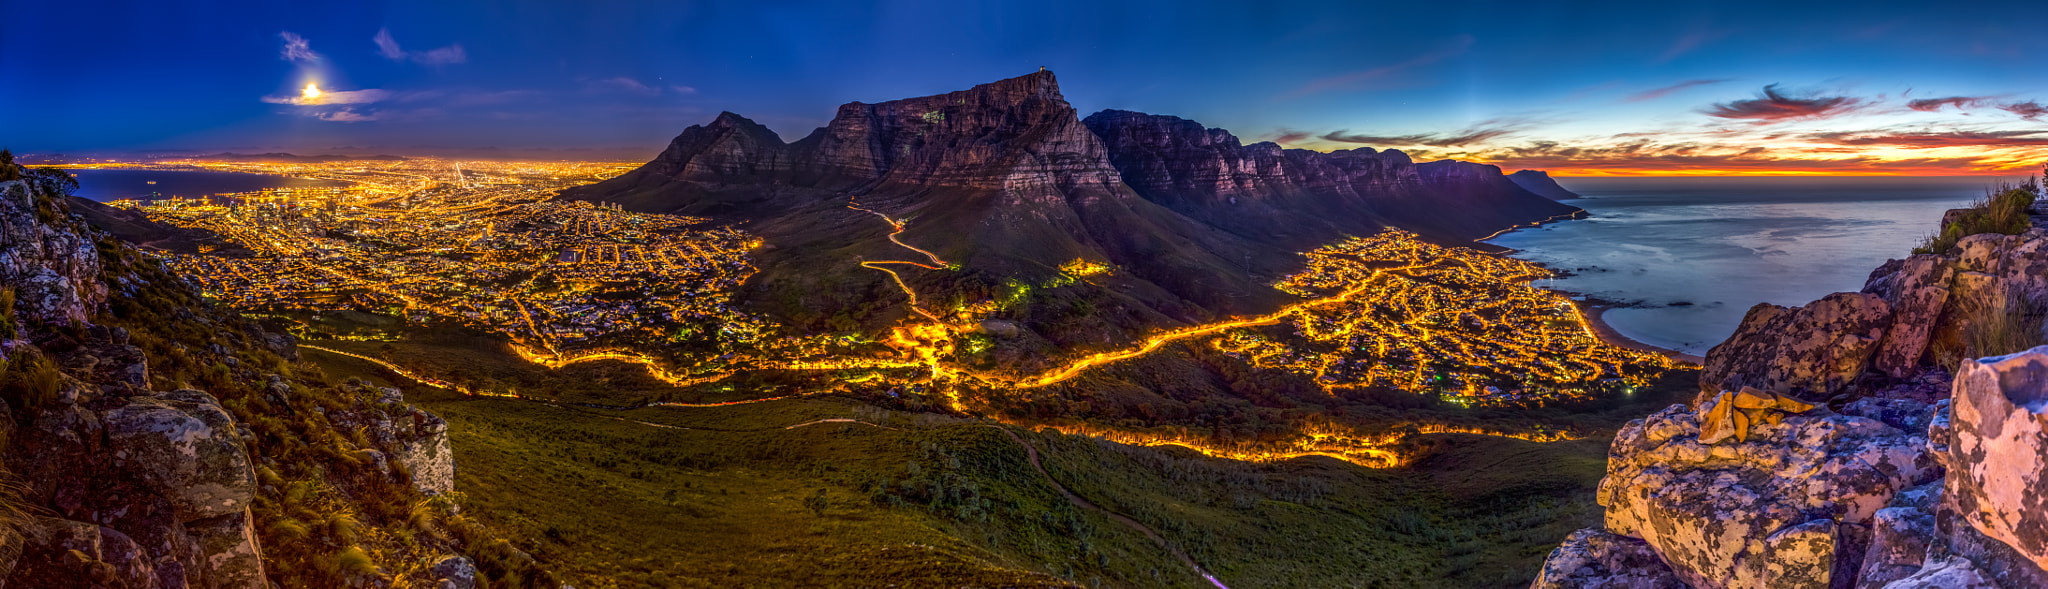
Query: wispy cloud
[[280, 32, 319, 63], [1803, 129, 2048, 148], [1703, 84, 1864, 123], [588, 77, 663, 96], [1270, 129, 1311, 144], [317, 109, 379, 122], [1624, 79, 1731, 103], [1476, 139, 2022, 175], [1278, 35, 1473, 100], [1320, 118, 1533, 148], [372, 28, 468, 66], [1658, 28, 1730, 63], [1906, 96, 1988, 112], [262, 88, 393, 106], [2001, 101, 2048, 120]]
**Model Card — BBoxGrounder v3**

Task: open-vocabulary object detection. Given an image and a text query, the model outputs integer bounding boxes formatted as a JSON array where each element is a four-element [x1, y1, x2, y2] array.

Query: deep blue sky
[[4, 0, 2046, 173]]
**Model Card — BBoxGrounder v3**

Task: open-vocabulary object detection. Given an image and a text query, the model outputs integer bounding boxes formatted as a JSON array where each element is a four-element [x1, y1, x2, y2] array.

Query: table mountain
[[562, 71, 1582, 344]]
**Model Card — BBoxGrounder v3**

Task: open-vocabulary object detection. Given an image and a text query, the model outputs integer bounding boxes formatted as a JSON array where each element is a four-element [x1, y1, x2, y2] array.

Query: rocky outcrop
[[0, 179, 105, 326], [329, 385, 455, 495], [1701, 225, 2048, 408], [1699, 293, 1893, 405], [0, 161, 497, 587], [1509, 170, 1582, 200], [7, 380, 269, 588]]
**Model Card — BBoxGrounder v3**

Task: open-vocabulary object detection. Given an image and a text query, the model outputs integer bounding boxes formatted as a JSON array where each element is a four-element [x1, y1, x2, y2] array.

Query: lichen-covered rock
[[1857, 507, 1938, 588], [400, 407, 455, 495], [1530, 528, 1688, 589], [187, 510, 266, 589], [0, 180, 106, 326], [1863, 255, 1954, 379], [1944, 347, 2048, 576], [1700, 293, 1893, 404], [329, 391, 456, 496], [1760, 519, 1837, 589], [430, 554, 478, 589], [1842, 397, 1936, 435], [101, 389, 256, 521], [1880, 556, 2001, 588], [1597, 403, 1939, 588]]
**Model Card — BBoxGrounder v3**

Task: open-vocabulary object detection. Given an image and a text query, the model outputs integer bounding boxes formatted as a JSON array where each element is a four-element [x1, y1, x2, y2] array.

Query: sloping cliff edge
[[1532, 197, 2048, 588], [0, 163, 550, 586]]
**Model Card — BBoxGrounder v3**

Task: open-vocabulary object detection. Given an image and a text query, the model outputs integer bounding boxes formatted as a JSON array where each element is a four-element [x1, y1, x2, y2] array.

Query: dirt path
[[985, 426, 1229, 589]]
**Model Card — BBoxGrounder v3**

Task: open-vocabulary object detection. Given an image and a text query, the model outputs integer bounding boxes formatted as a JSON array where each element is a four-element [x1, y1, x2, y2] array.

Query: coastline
[[1575, 301, 1705, 365]]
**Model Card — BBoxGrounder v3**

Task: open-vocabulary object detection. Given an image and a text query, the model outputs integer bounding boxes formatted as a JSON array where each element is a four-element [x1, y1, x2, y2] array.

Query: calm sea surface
[[1488, 176, 2024, 355], [70, 169, 349, 202]]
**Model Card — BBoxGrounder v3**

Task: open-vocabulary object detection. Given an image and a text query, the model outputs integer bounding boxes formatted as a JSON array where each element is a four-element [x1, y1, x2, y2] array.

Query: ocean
[[1487, 176, 2026, 356], [69, 169, 349, 202]]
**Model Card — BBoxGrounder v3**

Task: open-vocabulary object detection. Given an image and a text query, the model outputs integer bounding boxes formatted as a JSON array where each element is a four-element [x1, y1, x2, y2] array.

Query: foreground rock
[[1538, 347, 2048, 589], [1530, 529, 1687, 588], [1589, 400, 1939, 588], [1698, 293, 1892, 405]]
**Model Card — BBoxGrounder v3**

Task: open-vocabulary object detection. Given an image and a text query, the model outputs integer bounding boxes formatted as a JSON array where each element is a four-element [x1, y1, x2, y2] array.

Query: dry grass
[[1915, 180, 2040, 255]]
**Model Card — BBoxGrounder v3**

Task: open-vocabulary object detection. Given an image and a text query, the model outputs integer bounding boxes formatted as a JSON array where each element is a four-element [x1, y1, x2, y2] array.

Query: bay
[[1488, 176, 2026, 355], [69, 169, 350, 202]]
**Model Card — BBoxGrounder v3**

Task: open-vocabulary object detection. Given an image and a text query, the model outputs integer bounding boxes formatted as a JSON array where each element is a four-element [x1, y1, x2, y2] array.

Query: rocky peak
[[1508, 169, 1582, 200], [794, 70, 1119, 190]]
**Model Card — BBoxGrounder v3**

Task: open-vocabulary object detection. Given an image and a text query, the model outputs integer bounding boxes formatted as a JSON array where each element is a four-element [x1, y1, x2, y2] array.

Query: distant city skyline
[[5, 0, 2047, 174]]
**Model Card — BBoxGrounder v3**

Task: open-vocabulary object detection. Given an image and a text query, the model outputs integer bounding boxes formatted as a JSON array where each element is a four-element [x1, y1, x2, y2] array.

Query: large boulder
[[1943, 347, 2048, 580], [1530, 528, 1687, 589], [1862, 255, 1954, 379], [1597, 403, 1940, 588], [101, 390, 256, 521], [1700, 293, 1893, 405]]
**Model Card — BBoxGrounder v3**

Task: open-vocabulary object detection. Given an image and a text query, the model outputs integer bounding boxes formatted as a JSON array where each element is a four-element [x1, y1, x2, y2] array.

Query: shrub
[[1915, 178, 2041, 254]]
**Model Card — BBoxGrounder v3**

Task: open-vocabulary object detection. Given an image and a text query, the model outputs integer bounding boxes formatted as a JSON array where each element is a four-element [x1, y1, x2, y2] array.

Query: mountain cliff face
[[1509, 170, 1582, 201], [0, 168, 548, 587], [1080, 109, 1584, 245], [1534, 203, 2048, 589]]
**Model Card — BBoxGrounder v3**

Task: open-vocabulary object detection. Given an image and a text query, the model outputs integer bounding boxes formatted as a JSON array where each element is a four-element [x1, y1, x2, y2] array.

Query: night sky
[[5, 0, 2047, 174]]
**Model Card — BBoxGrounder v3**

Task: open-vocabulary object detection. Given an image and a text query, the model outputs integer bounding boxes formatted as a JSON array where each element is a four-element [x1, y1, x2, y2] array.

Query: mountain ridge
[[560, 71, 1582, 345]]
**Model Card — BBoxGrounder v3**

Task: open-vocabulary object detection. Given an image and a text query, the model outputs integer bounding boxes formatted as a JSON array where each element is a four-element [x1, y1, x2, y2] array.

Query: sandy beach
[[1576, 302, 1706, 365]]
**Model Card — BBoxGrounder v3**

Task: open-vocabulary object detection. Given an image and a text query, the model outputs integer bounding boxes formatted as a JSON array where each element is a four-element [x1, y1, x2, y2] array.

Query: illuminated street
[[117, 158, 1671, 466]]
